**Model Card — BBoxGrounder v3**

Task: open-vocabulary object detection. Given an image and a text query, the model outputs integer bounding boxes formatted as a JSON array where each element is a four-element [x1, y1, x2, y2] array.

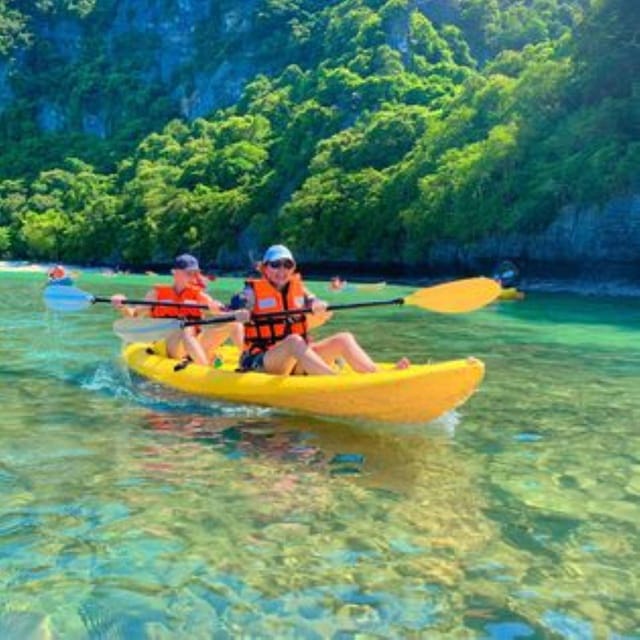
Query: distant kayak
[[122, 343, 485, 425], [46, 277, 74, 287], [498, 287, 525, 301], [354, 281, 387, 292], [328, 280, 387, 293]]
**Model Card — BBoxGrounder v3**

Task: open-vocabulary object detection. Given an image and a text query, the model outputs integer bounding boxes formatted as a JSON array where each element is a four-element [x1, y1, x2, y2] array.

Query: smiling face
[[172, 268, 201, 290], [263, 258, 296, 289]]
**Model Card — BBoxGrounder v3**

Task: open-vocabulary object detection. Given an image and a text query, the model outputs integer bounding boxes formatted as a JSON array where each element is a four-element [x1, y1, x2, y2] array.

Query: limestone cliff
[[1, 0, 282, 134], [427, 195, 640, 284]]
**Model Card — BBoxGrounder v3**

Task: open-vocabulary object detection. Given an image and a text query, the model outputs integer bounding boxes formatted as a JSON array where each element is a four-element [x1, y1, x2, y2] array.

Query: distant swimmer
[[329, 276, 347, 292], [47, 265, 73, 286]]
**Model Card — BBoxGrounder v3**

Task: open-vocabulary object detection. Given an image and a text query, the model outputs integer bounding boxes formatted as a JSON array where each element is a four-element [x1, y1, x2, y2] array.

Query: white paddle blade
[[113, 317, 182, 343], [43, 285, 93, 312]]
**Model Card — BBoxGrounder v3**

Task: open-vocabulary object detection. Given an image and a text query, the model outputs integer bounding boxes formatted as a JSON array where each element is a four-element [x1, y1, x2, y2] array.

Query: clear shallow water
[[1, 271, 639, 638]]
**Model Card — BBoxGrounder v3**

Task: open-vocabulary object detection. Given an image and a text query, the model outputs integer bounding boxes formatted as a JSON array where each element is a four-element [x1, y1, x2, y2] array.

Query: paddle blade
[[43, 285, 93, 312], [113, 317, 182, 343], [405, 277, 501, 313]]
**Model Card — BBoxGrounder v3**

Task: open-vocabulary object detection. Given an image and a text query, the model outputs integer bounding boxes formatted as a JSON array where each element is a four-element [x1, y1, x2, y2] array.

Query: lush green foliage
[[0, 0, 637, 265]]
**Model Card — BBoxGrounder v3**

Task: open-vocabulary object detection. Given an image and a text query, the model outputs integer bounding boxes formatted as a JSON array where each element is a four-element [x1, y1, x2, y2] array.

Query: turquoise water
[[1, 270, 639, 638]]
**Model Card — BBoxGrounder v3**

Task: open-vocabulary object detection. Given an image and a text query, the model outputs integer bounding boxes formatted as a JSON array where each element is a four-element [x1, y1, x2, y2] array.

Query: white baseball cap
[[262, 245, 295, 263]]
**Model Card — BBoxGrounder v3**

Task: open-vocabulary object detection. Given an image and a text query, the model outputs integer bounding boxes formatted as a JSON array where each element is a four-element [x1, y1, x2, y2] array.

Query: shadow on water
[[133, 408, 463, 495]]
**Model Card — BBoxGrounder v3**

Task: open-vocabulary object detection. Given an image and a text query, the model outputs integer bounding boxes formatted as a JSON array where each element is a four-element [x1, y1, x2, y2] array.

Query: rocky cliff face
[[427, 195, 640, 285], [108, 0, 213, 84], [0, 0, 267, 130], [414, 0, 460, 24], [223, 196, 640, 284], [105, 0, 255, 119]]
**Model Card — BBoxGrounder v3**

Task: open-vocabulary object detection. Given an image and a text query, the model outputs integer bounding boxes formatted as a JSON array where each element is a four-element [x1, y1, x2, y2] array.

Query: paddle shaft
[[182, 298, 406, 327], [92, 296, 209, 310]]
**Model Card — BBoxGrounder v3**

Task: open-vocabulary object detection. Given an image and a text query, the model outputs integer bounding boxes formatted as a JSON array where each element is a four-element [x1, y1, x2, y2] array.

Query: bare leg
[[311, 332, 377, 372], [264, 335, 336, 375], [165, 330, 186, 359], [199, 322, 244, 360], [166, 327, 209, 365], [312, 332, 410, 372], [228, 322, 244, 350]]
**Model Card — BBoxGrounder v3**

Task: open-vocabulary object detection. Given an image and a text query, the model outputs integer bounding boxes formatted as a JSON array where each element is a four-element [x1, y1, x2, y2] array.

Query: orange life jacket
[[150, 285, 207, 320], [243, 275, 308, 354]]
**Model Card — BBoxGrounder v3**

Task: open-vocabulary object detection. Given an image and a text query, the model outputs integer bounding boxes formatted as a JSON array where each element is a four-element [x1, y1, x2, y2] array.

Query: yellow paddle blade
[[404, 277, 501, 313]]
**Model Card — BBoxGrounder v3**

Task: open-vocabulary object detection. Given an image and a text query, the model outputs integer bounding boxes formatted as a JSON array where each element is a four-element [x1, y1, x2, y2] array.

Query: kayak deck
[[123, 343, 485, 425]]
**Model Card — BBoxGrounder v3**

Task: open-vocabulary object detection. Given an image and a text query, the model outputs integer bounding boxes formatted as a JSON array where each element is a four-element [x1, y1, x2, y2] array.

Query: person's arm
[[202, 293, 249, 322], [110, 290, 154, 318], [304, 286, 328, 313], [201, 293, 224, 315]]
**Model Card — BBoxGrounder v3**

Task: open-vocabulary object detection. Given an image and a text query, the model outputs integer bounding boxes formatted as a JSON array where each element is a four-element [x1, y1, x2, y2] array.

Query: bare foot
[[394, 357, 410, 370]]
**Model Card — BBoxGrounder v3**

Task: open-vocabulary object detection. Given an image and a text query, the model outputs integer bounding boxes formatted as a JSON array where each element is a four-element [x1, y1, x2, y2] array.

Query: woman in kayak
[[234, 245, 409, 375], [111, 253, 248, 366]]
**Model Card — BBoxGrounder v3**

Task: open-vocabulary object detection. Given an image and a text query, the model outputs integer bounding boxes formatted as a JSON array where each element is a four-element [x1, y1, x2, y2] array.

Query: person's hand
[[208, 299, 224, 313], [111, 294, 127, 308], [234, 309, 251, 323], [111, 294, 138, 317], [311, 298, 328, 314]]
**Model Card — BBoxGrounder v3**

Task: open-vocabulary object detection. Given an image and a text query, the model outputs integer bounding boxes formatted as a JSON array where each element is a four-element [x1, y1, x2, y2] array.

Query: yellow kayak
[[498, 287, 525, 301], [123, 343, 485, 425], [327, 281, 387, 293]]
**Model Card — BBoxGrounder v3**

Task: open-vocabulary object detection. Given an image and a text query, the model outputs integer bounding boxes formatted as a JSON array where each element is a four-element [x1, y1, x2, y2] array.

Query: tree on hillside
[[0, 1, 29, 54], [571, 0, 640, 103]]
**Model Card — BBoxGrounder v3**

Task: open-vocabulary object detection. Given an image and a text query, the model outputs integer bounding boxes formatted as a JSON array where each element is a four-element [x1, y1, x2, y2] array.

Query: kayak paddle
[[114, 310, 334, 343], [112, 317, 235, 343], [43, 284, 209, 313], [112, 277, 500, 343]]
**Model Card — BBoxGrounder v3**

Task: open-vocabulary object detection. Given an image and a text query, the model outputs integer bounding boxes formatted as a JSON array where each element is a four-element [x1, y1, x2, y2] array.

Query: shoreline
[[3, 260, 640, 298], [392, 277, 640, 298]]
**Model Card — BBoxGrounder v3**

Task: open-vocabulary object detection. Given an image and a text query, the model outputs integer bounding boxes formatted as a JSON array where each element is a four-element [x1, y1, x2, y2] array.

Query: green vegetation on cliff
[[0, 0, 637, 266]]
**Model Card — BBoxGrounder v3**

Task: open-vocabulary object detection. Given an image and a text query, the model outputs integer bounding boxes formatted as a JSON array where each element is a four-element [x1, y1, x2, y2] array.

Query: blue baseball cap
[[173, 253, 200, 271], [262, 245, 294, 263]]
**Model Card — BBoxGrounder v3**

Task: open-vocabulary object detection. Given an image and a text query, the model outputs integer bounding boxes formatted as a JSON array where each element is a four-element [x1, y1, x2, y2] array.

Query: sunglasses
[[267, 259, 295, 270]]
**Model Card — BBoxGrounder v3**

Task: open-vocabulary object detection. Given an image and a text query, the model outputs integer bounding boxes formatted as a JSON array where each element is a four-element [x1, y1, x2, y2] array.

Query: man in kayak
[[233, 244, 409, 375], [492, 260, 520, 288], [111, 254, 248, 366], [47, 264, 73, 286]]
